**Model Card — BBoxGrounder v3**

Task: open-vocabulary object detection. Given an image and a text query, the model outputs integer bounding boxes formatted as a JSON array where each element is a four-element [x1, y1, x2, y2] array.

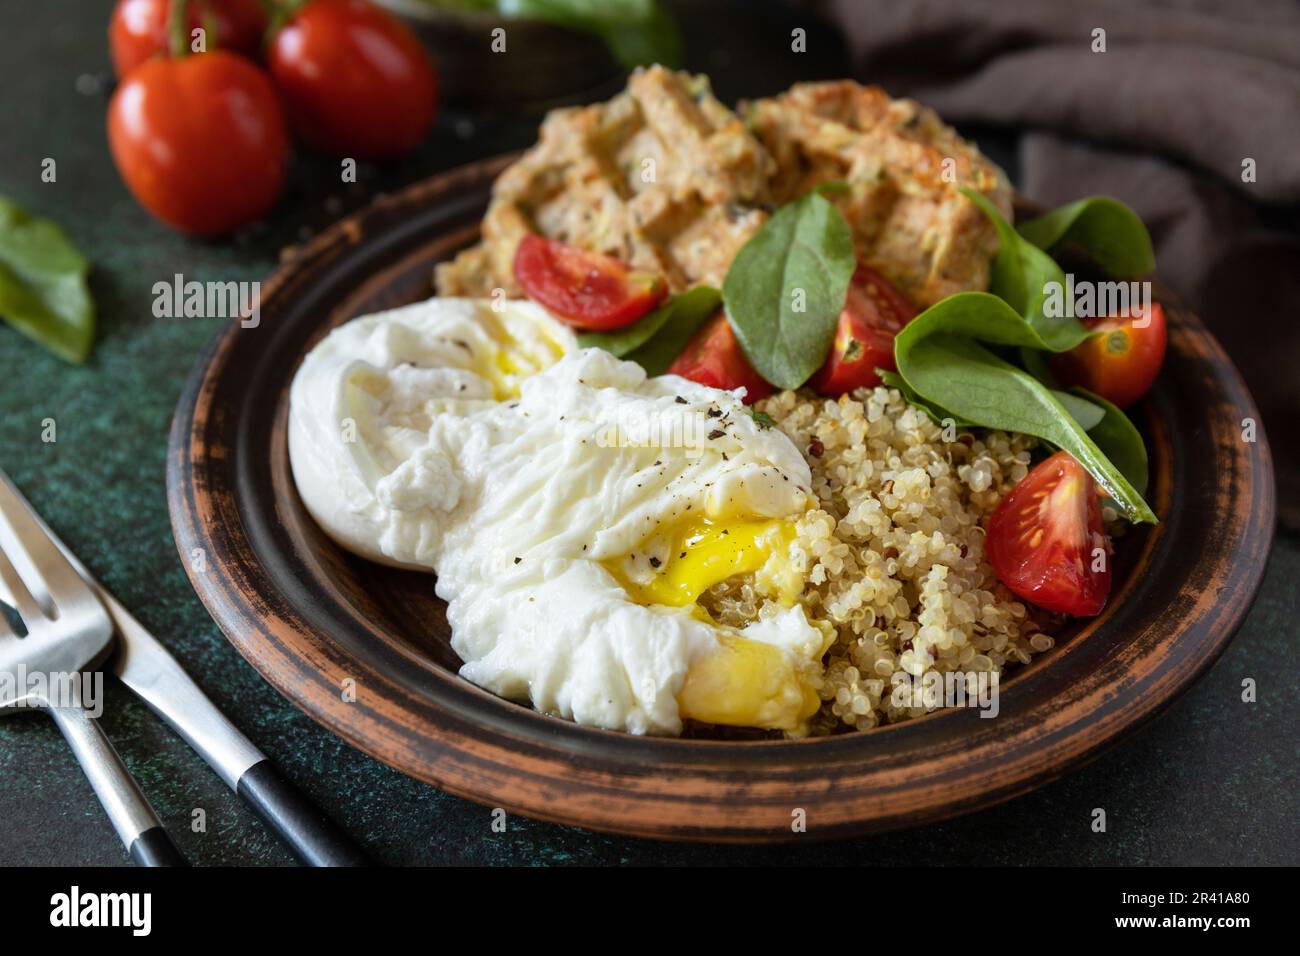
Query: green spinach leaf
[[892, 290, 1079, 353], [878, 369, 972, 427], [1053, 390, 1106, 432], [1071, 387, 1149, 496], [1018, 345, 1058, 387], [722, 190, 855, 390], [813, 180, 852, 196], [1017, 197, 1156, 278], [0, 196, 95, 363], [623, 288, 720, 376], [882, 367, 1103, 432], [577, 286, 719, 357], [894, 294, 1157, 523], [962, 188, 1091, 352]]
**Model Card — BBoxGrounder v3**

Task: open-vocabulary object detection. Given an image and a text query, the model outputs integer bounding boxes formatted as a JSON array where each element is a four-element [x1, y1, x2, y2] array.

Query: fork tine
[[0, 542, 43, 629], [0, 470, 91, 611]]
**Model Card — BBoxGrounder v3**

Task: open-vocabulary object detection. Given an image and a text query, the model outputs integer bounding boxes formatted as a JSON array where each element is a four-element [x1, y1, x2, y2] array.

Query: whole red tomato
[[268, 0, 438, 160], [109, 0, 268, 78], [108, 51, 290, 236], [1050, 303, 1167, 409]]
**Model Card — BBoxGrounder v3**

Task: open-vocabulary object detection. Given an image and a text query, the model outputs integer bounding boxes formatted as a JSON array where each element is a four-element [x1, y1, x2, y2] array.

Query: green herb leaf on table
[[1017, 196, 1156, 278], [577, 286, 719, 358], [893, 293, 1157, 524], [0, 195, 95, 363], [722, 190, 856, 390]]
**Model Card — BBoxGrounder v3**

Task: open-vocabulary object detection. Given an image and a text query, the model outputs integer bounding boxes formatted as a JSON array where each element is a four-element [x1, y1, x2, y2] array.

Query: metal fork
[[0, 468, 368, 867], [0, 481, 186, 866]]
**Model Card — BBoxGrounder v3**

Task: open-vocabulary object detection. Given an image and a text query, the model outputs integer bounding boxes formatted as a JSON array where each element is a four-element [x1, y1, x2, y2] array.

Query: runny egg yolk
[[613, 518, 802, 609], [605, 516, 821, 733], [677, 633, 822, 731]]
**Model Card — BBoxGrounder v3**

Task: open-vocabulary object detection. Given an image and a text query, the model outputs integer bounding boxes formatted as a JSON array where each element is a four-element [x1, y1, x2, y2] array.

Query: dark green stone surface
[[0, 0, 1295, 867]]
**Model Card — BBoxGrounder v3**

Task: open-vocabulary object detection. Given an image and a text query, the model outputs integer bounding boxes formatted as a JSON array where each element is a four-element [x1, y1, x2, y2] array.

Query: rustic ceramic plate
[[167, 155, 1276, 842]]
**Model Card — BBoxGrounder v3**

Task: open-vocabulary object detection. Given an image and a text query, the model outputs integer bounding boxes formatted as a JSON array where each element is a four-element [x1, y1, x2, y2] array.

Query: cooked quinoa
[[699, 385, 1061, 734]]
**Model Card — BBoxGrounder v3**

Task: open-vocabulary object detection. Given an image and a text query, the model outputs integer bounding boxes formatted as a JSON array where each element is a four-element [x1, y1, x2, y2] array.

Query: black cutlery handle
[[129, 826, 189, 866], [236, 759, 370, 866]]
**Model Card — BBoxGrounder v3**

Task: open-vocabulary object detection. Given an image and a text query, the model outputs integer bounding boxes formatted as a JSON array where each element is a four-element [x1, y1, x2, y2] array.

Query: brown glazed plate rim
[[166, 154, 1277, 842]]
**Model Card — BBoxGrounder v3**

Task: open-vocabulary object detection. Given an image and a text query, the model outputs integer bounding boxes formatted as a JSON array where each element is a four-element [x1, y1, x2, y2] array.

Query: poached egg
[[288, 298, 829, 735]]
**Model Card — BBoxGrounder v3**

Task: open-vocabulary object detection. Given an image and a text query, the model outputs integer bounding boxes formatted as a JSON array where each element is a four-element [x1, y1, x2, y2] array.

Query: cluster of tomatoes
[[515, 233, 1170, 618], [107, 0, 438, 235]]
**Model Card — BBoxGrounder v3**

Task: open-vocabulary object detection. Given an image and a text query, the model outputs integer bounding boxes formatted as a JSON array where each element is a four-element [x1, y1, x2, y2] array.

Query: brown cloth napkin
[[812, 0, 1300, 525]]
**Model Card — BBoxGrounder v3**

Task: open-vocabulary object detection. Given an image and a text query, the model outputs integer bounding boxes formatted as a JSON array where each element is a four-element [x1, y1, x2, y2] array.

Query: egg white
[[288, 298, 829, 735]]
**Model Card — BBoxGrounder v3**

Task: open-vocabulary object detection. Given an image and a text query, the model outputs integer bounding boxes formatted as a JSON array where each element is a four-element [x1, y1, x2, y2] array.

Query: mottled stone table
[[0, 0, 1294, 866]]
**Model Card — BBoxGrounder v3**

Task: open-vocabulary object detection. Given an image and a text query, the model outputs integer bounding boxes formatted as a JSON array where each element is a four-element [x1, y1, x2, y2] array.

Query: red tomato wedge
[[1050, 302, 1166, 409], [667, 311, 773, 404], [809, 265, 917, 395], [513, 235, 666, 331], [986, 451, 1112, 616]]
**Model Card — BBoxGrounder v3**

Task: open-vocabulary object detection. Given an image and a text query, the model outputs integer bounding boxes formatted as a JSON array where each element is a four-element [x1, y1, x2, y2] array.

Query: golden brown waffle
[[436, 68, 1012, 309]]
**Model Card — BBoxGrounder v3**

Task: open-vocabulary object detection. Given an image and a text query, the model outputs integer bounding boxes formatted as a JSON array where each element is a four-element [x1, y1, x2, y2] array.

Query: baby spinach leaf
[[1017, 197, 1156, 278], [1018, 345, 1058, 387], [623, 287, 721, 376], [962, 188, 1090, 353], [884, 365, 1101, 442], [577, 286, 719, 357], [722, 190, 856, 390], [878, 369, 974, 427], [1053, 390, 1106, 432], [891, 193, 1158, 524], [1071, 387, 1149, 496], [894, 294, 1156, 523], [0, 196, 95, 363], [893, 290, 1076, 353]]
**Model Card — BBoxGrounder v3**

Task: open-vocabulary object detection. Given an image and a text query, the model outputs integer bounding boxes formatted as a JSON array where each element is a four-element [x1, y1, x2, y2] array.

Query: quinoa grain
[[699, 386, 1052, 734]]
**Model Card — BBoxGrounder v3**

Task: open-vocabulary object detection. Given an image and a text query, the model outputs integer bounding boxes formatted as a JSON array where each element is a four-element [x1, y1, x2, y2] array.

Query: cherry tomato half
[[108, 51, 290, 236], [667, 311, 773, 404], [809, 266, 917, 395], [1050, 303, 1166, 409], [986, 451, 1112, 616], [109, 0, 268, 78], [268, 0, 438, 160], [513, 234, 666, 330]]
